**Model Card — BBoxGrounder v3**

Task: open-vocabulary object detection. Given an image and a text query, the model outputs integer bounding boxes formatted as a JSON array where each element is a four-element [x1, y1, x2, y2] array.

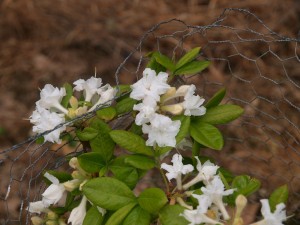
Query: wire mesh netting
[[0, 8, 299, 224]]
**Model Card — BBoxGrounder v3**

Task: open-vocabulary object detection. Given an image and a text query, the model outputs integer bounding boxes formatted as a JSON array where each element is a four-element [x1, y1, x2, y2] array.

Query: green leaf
[[153, 52, 175, 72], [129, 123, 143, 135], [159, 205, 189, 225], [96, 107, 117, 121], [204, 88, 226, 108], [147, 55, 167, 73], [106, 203, 136, 225], [78, 152, 106, 173], [225, 175, 261, 205], [61, 83, 73, 108], [174, 115, 191, 144], [138, 188, 168, 213], [125, 155, 156, 170], [176, 47, 201, 70], [76, 127, 99, 141], [197, 104, 244, 125], [44, 170, 72, 185], [190, 121, 224, 150], [115, 84, 131, 98], [110, 130, 153, 156], [35, 136, 44, 144], [174, 61, 210, 75], [89, 118, 115, 161], [82, 177, 136, 210], [269, 185, 289, 212], [110, 157, 139, 189], [115, 97, 137, 115], [123, 206, 151, 225], [83, 206, 104, 225]]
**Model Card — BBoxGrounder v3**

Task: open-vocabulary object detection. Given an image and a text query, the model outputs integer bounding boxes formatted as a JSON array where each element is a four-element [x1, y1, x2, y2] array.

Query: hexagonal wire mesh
[[0, 8, 299, 224]]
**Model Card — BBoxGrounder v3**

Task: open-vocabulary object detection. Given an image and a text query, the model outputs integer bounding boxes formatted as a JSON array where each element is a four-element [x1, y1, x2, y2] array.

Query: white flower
[[88, 84, 117, 112], [42, 172, 66, 206], [38, 84, 68, 114], [250, 199, 287, 225], [182, 85, 206, 116], [181, 194, 223, 225], [31, 107, 66, 144], [27, 201, 48, 214], [183, 158, 219, 189], [201, 176, 235, 220], [142, 113, 181, 147], [68, 196, 88, 225], [133, 98, 157, 125], [130, 68, 170, 102], [161, 154, 193, 190], [73, 77, 103, 102]]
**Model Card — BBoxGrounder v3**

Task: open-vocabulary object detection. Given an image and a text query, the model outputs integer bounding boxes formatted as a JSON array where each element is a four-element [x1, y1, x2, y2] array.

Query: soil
[[0, 0, 299, 224]]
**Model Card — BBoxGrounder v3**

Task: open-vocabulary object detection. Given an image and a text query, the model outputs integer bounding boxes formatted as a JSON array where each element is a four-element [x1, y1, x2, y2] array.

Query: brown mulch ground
[[0, 0, 299, 224]]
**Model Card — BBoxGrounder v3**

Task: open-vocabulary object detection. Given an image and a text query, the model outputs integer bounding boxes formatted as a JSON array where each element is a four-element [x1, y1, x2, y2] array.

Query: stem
[[159, 168, 170, 194], [182, 175, 201, 190]]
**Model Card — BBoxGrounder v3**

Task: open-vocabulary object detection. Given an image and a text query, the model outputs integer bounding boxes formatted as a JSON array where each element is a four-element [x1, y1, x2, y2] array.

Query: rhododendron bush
[[27, 47, 289, 225]]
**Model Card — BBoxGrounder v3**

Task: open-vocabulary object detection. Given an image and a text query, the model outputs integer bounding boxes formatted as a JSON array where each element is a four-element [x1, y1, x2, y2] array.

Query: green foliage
[[96, 107, 117, 121], [106, 203, 137, 225], [83, 206, 104, 225], [44, 170, 72, 185], [110, 156, 139, 189], [197, 104, 244, 125], [225, 175, 261, 205], [61, 83, 73, 108], [88, 118, 115, 161], [123, 206, 151, 225], [78, 152, 106, 173], [115, 97, 137, 115], [204, 88, 226, 108], [190, 121, 224, 150], [110, 130, 154, 156], [269, 185, 289, 212], [153, 52, 176, 72], [124, 154, 156, 170], [175, 47, 201, 70], [159, 205, 189, 225], [82, 177, 136, 210], [76, 127, 98, 141], [174, 61, 210, 75], [138, 188, 168, 213]]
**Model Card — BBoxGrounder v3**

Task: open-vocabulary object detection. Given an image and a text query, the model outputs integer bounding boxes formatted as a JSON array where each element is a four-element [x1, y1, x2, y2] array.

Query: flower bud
[[69, 157, 79, 169], [45, 220, 58, 225], [235, 195, 247, 217], [58, 218, 67, 225], [47, 211, 58, 220], [176, 85, 190, 96], [160, 87, 176, 103], [69, 96, 78, 109], [31, 216, 44, 225], [63, 179, 81, 192], [160, 104, 184, 115]]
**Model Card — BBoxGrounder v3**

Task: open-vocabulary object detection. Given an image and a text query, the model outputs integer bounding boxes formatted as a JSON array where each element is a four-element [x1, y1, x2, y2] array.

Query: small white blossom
[[182, 85, 206, 116], [130, 68, 170, 102], [161, 154, 193, 189], [73, 77, 103, 102], [42, 173, 66, 206], [133, 98, 157, 125], [142, 113, 181, 147], [31, 107, 66, 144], [27, 201, 48, 214], [68, 196, 88, 225], [250, 199, 287, 225], [38, 84, 68, 114], [183, 158, 219, 189], [201, 176, 234, 220], [89, 84, 117, 111]]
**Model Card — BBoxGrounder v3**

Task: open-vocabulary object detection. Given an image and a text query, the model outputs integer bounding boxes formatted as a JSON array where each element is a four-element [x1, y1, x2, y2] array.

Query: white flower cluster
[[161, 153, 288, 225], [30, 77, 116, 143], [130, 68, 206, 148], [28, 157, 105, 225]]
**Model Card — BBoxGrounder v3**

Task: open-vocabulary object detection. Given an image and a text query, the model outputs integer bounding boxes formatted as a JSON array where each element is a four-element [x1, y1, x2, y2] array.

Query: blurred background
[[0, 0, 300, 224]]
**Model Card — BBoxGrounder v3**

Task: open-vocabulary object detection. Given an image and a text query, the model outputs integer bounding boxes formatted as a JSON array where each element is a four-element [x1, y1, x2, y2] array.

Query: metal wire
[[1, 8, 299, 224]]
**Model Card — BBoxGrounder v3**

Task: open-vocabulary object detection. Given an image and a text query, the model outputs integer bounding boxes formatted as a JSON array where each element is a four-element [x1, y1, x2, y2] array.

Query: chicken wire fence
[[1, 8, 300, 224]]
